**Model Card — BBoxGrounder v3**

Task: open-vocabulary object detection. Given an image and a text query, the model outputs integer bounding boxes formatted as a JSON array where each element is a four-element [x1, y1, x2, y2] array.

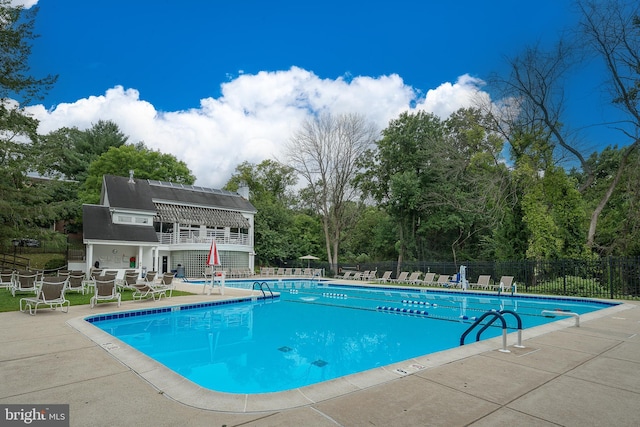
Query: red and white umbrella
[[207, 238, 220, 266], [206, 238, 223, 295]]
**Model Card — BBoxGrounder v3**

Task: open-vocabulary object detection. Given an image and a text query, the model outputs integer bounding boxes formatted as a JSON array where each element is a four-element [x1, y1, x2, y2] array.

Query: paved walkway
[[1, 282, 639, 426]]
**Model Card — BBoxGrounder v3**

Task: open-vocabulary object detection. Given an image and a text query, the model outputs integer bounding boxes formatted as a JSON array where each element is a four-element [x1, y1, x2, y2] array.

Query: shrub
[[527, 275, 607, 298], [44, 257, 67, 271]]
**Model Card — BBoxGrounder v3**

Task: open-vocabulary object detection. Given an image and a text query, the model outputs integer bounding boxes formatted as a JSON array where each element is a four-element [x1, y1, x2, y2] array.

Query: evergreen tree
[[0, 0, 57, 247]]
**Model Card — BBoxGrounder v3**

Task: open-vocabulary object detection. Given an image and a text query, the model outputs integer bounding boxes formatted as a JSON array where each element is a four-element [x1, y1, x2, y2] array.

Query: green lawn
[[0, 287, 194, 313]]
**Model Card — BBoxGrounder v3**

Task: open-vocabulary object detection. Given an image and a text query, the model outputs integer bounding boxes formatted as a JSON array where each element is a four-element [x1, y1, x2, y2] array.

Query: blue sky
[[19, 0, 619, 187]]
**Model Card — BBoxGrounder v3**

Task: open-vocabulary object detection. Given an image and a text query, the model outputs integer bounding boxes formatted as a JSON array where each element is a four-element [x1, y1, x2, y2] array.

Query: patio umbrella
[[207, 238, 220, 267], [206, 238, 221, 295], [299, 254, 319, 268]]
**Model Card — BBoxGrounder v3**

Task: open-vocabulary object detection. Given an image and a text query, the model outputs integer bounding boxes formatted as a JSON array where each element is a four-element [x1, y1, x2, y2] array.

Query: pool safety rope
[[323, 293, 348, 299], [402, 299, 432, 306], [401, 300, 479, 320], [377, 306, 429, 316]]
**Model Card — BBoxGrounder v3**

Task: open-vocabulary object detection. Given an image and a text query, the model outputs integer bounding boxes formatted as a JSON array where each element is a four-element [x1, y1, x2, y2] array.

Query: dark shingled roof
[[101, 175, 156, 211], [83, 205, 159, 243], [101, 175, 256, 213], [148, 182, 256, 213]]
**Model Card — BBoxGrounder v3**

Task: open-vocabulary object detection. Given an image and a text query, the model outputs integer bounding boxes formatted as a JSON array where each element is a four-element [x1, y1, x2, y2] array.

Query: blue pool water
[[89, 280, 616, 394]]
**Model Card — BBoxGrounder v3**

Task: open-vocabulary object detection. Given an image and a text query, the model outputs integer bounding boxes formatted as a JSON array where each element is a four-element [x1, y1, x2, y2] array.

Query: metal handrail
[[541, 309, 580, 327], [252, 281, 275, 299], [460, 310, 510, 353], [499, 309, 525, 348]]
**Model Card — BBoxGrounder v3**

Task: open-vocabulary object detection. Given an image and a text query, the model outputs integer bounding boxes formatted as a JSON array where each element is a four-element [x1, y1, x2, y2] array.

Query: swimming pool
[[87, 280, 616, 394]]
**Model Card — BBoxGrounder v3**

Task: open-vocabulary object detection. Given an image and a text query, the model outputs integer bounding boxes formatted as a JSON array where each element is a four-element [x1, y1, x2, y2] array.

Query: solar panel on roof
[[147, 179, 239, 197]]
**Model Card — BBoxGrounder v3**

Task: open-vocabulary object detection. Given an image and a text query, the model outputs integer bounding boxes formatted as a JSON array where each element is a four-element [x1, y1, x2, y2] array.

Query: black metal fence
[[0, 242, 67, 255], [340, 257, 640, 300]]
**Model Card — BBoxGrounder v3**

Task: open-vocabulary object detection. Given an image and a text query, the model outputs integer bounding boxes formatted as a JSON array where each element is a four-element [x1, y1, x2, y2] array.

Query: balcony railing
[[157, 231, 250, 246]]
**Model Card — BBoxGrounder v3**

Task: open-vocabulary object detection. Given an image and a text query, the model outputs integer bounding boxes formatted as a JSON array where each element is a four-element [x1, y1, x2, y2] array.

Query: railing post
[[562, 259, 567, 295], [500, 309, 524, 348], [609, 256, 614, 299]]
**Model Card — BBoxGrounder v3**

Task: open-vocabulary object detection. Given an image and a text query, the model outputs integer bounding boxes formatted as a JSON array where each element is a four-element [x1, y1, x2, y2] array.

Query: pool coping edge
[[66, 295, 634, 413]]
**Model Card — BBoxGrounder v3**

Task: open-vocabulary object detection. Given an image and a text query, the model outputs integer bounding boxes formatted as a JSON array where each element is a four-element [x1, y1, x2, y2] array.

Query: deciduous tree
[[224, 160, 308, 266], [487, 0, 640, 253], [356, 111, 441, 269], [286, 112, 377, 273], [81, 143, 194, 204], [577, 0, 640, 249]]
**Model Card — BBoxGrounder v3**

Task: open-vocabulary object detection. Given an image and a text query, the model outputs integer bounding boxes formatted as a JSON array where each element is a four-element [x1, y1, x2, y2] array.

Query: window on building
[[114, 214, 152, 225]]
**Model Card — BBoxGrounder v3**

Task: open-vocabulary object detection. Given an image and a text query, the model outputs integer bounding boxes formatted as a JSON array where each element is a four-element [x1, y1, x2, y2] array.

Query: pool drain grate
[[312, 359, 328, 367], [278, 346, 293, 352]]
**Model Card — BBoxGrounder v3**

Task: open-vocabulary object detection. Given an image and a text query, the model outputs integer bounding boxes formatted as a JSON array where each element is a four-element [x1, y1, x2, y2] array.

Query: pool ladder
[[252, 281, 275, 299], [460, 309, 524, 353]]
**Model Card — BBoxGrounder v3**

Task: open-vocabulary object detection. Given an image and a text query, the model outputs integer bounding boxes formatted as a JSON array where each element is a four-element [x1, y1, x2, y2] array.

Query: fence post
[[562, 259, 567, 294], [609, 256, 614, 299]]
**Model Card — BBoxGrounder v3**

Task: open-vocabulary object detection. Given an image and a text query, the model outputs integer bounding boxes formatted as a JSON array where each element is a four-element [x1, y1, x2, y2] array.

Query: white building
[[79, 174, 256, 278]]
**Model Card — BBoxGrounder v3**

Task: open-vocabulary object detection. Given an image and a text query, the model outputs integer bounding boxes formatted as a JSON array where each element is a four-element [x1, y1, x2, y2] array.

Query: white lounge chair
[[132, 280, 166, 301], [392, 272, 409, 283], [66, 273, 86, 294], [498, 276, 516, 293], [82, 268, 101, 292], [158, 272, 176, 297], [20, 276, 70, 315], [405, 272, 422, 284], [337, 271, 352, 279], [144, 271, 157, 284], [0, 270, 14, 289], [91, 278, 121, 308], [103, 271, 118, 281], [120, 271, 139, 291], [470, 275, 492, 290], [359, 270, 375, 281], [434, 274, 450, 287], [418, 272, 436, 286], [376, 271, 393, 283], [11, 271, 39, 296]]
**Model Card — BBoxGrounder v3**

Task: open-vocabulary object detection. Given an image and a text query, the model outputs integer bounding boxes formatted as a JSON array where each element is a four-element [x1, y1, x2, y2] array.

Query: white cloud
[[26, 67, 492, 188], [11, 0, 39, 8], [415, 74, 488, 118]]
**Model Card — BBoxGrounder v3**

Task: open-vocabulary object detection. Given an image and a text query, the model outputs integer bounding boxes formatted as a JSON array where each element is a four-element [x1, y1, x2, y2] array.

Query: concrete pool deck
[[1, 280, 640, 426]]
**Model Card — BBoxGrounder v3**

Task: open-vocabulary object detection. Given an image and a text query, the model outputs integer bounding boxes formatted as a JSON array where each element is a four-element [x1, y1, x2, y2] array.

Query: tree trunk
[[396, 225, 404, 277], [322, 218, 335, 274], [587, 144, 637, 248]]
